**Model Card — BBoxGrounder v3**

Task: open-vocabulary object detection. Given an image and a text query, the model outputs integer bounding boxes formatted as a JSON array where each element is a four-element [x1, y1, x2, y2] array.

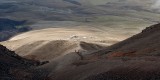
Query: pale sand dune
[[9, 39, 107, 72], [9, 28, 124, 42], [0, 28, 108, 60], [0, 27, 142, 62], [13, 40, 106, 61], [1, 27, 125, 50]]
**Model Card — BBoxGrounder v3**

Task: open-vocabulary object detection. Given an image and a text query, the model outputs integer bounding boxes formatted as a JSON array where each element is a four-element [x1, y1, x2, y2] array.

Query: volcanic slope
[[104, 23, 160, 57], [42, 23, 160, 80]]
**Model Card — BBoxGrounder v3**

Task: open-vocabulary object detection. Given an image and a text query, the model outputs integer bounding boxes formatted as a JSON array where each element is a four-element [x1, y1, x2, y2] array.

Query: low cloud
[[151, 0, 160, 11]]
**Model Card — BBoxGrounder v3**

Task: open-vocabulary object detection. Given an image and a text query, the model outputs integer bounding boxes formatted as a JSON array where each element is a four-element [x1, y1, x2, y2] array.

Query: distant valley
[[0, 18, 30, 41]]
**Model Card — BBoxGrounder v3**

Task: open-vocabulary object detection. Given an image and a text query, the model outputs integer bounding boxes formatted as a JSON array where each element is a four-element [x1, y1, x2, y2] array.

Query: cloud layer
[[152, 0, 160, 11]]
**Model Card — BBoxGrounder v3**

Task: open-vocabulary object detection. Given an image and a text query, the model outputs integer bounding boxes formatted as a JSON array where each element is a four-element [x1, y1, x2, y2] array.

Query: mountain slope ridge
[[102, 23, 160, 57]]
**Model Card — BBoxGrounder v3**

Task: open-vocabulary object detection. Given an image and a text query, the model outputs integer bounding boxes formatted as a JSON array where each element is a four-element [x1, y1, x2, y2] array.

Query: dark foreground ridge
[[0, 44, 49, 80]]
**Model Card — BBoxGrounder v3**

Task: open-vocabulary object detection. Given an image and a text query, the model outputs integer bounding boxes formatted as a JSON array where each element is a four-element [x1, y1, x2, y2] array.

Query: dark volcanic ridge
[[0, 44, 49, 80]]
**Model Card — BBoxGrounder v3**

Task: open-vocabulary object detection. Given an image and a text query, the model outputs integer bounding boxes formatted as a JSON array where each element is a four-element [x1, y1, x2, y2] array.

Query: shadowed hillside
[[0, 44, 49, 80]]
